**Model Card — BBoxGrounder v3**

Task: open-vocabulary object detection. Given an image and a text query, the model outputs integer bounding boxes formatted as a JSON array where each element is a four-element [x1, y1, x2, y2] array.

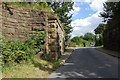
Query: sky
[[70, 0, 107, 38]]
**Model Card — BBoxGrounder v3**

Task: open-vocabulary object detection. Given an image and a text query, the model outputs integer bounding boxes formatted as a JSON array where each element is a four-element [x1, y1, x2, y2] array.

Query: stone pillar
[[48, 19, 58, 60]]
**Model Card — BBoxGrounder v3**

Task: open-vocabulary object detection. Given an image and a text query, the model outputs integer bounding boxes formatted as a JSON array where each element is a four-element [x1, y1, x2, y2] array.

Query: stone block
[[48, 28, 56, 33], [5, 27, 15, 34], [50, 33, 57, 39], [49, 52, 58, 61], [18, 35, 25, 38], [49, 46, 58, 52], [7, 17, 18, 23], [49, 23, 56, 28], [32, 26, 45, 31]]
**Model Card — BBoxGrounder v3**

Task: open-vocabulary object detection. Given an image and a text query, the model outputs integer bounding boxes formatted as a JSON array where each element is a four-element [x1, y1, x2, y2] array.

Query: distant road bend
[[48, 47, 119, 78]]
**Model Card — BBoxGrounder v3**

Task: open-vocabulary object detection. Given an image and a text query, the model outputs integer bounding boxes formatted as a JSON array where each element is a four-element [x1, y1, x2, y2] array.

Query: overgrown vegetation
[[1, 32, 61, 78], [2, 32, 44, 66], [2, 55, 61, 78]]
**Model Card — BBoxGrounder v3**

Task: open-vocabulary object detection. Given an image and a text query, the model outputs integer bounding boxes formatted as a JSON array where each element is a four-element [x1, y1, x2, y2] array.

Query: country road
[[48, 47, 119, 78]]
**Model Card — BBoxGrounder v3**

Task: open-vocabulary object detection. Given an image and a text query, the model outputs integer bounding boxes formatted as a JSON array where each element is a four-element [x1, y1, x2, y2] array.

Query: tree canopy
[[100, 2, 120, 23], [94, 23, 106, 34], [71, 36, 82, 45], [83, 33, 95, 41]]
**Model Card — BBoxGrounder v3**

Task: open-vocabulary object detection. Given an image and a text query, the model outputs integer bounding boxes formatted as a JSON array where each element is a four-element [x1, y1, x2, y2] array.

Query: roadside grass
[[95, 47, 120, 58], [95, 45, 103, 48], [2, 55, 61, 78]]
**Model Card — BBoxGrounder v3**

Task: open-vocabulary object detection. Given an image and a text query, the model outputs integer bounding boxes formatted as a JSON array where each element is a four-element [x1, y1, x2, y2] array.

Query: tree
[[98, 2, 120, 46], [83, 33, 95, 41], [71, 36, 82, 45], [80, 35, 84, 39], [71, 36, 91, 47], [94, 23, 106, 46], [49, 2, 74, 41], [94, 23, 106, 34], [100, 2, 120, 23]]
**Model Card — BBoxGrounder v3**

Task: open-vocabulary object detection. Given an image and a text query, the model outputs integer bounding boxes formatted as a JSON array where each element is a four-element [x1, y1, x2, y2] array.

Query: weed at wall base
[[2, 32, 45, 67]]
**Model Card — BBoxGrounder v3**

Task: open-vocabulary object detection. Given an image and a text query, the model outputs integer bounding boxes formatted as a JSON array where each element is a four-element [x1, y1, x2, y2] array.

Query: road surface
[[48, 47, 119, 78]]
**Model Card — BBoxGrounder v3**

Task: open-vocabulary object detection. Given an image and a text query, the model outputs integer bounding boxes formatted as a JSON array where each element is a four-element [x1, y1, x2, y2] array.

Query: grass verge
[[2, 55, 61, 78], [95, 47, 120, 58]]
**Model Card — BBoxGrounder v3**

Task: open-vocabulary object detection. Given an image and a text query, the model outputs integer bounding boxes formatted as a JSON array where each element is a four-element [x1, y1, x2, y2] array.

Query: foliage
[[6, 2, 52, 11], [71, 32, 95, 47], [94, 23, 106, 34], [71, 36, 91, 47], [71, 36, 82, 45], [95, 34, 103, 46], [2, 32, 44, 66], [2, 55, 61, 78], [100, 2, 120, 23], [94, 23, 106, 46], [80, 35, 84, 39], [49, 2, 74, 41], [99, 2, 120, 46], [82, 40, 91, 47], [83, 33, 95, 41]]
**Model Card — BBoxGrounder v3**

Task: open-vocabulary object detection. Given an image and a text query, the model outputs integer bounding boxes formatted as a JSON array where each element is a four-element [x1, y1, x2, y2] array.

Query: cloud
[[72, 0, 106, 2], [71, 11, 103, 38], [70, 0, 107, 38], [89, 0, 107, 11], [70, 3, 80, 16], [70, 6, 80, 14], [71, 18, 91, 27]]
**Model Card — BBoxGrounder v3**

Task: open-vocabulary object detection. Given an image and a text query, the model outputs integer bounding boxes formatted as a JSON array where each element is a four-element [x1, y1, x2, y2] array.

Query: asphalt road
[[48, 47, 119, 78]]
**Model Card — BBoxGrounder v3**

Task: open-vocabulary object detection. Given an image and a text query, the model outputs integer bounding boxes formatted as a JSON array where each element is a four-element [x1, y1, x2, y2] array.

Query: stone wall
[[103, 23, 120, 52], [1, 3, 65, 60], [2, 3, 47, 40], [47, 16, 65, 60]]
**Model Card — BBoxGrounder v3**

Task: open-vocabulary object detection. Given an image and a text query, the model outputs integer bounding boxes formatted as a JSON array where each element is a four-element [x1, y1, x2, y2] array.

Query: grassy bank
[[1, 32, 61, 78], [2, 55, 61, 78]]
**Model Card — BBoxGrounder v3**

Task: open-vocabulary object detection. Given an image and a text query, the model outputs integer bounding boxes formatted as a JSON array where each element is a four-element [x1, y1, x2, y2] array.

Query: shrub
[[2, 32, 44, 66]]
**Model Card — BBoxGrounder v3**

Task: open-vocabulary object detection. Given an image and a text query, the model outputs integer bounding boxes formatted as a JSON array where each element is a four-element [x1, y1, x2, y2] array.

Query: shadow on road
[[48, 48, 118, 78]]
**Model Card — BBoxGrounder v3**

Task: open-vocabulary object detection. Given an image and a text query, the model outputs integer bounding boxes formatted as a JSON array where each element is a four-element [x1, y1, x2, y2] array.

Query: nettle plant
[[2, 32, 45, 66]]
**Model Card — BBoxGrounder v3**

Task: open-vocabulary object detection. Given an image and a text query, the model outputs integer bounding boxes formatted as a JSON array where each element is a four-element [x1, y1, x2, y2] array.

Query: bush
[[2, 32, 44, 66], [71, 36, 91, 47]]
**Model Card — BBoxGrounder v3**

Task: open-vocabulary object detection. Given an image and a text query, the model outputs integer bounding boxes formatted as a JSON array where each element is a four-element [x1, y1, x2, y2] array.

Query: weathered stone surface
[[7, 18, 18, 23], [50, 33, 57, 39], [5, 27, 15, 34], [103, 24, 120, 52]]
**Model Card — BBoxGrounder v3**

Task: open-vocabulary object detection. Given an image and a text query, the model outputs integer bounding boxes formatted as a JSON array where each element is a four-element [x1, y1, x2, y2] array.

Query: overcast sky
[[70, 0, 107, 38]]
